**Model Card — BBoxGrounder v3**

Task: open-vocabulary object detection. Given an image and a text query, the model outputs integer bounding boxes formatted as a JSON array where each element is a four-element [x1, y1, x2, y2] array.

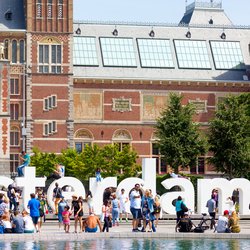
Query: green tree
[[31, 144, 140, 182], [155, 93, 207, 173], [30, 147, 58, 176], [208, 94, 250, 179]]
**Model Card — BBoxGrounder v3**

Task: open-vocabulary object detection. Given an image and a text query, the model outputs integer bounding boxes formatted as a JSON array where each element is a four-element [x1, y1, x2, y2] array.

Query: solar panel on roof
[[73, 37, 99, 66], [210, 41, 245, 70], [137, 39, 175, 68], [174, 40, 211, 69], [99, 37, 137, 67]]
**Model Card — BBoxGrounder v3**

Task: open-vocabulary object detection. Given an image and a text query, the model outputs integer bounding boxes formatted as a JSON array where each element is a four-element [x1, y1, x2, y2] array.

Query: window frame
[[38, 43, 62, 74]]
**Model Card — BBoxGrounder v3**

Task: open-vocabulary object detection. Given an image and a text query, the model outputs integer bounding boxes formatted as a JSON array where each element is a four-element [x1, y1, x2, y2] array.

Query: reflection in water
[[6, 239, 250, 250]]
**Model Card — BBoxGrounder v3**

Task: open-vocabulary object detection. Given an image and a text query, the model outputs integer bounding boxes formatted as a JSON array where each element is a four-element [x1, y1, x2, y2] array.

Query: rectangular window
[[10, 154, 19, 172], [10, 79, 19, 95], [44, 124, 49, 136], [36, 0, 42, 18], [75, 142, 82, 153], [51, 95, 57, 107], [20, 40, 25, 63], [58, 0, 63, 18], [10, 104, 19, 120], [10, 131, 19, 146], [39, 44, 62, 73], [52, 121, 57, 132]]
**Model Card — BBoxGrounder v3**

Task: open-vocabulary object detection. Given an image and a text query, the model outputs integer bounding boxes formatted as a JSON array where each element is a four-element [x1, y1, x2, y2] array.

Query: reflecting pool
[[1, 239, 249, 250]]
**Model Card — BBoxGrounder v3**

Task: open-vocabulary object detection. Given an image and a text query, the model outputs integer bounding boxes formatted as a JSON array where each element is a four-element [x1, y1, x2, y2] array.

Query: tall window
[[39, 43, 62, 73], [10, 154, 19, 172], [151, 143, 167, 174], [4, 39, 9, 59], [19, 40, 25, 63], [12, 40, 17, 63], [10, 127, 19, 146], [47, 0, 52, 18], [58, 0, 63, 18], [10, 78, 19, 95], [36, 0, 42, 18], [10, 104, 19, 120]]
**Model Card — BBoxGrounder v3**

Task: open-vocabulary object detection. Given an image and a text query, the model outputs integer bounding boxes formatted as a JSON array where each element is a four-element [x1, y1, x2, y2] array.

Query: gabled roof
[[0, 0, 25, 31]]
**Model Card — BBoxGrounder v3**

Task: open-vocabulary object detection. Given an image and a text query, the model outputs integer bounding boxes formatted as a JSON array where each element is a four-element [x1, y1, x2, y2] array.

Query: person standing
[[175, 196, 185, 223], [86, 191, 94, 215], [17, 151, 30, 177], [53, 182, 62, 215], [119, 189, 129, 222], [129, 184, 142, 232], [153, 195, 161, 227], [58, 197, 67, 230], [95, 168, 102, 182], [37, 193, 47, 232], [102, 200, 111, 232], [111, 194, 120, 226], [71, 195, 84, 233], [206, 195, 216, 229], [27, 193, 40, 232], [62, 205, 71, 233]]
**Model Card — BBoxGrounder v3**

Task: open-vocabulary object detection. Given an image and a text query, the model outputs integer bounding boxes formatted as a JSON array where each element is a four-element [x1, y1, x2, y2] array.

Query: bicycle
[[195, 213, 215, 230]]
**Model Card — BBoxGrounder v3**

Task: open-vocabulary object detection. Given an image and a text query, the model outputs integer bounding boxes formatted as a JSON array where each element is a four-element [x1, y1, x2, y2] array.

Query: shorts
[[130, 207, 142, 219], [85, 226, 97, 233], [31, 216, 39, 225], [63, 221, 70, 225]]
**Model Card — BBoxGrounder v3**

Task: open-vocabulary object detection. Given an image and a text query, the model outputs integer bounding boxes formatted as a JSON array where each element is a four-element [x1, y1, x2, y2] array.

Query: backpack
[[193, 226, 204, 233], [181, 202, 188, 212]]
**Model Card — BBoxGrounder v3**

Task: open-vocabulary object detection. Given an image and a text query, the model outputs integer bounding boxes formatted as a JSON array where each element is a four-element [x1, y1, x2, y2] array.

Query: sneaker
[[125, 218, 129, 223], [132, 229, 139, 232]]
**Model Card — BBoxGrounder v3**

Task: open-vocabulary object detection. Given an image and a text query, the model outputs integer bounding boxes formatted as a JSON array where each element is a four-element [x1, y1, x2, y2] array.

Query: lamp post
[[21, 65, 27, 151]]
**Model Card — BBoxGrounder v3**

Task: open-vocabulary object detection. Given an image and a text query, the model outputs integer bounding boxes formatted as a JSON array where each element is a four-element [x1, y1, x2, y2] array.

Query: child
[[96, 168, 102, 182], [62, 205, 71, 233]]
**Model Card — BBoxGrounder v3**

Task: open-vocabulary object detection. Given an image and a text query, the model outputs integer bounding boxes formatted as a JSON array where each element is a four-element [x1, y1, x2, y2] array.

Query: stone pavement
[[1, 219, 250, 241]]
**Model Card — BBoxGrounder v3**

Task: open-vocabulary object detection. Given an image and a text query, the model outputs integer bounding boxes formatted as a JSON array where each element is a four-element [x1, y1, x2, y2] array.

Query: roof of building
[[72, 1, 250, 82], [0, 0, 25, 31]]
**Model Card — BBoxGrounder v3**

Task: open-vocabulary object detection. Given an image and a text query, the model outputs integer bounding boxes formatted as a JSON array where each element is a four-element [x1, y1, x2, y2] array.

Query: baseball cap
[[224, 210, 229, 215]]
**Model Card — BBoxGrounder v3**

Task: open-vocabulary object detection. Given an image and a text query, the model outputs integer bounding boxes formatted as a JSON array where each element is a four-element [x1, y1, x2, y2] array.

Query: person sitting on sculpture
[[46, 164, 63, 181], [17, 151, 30, 177], [95, 168, 102, 182]]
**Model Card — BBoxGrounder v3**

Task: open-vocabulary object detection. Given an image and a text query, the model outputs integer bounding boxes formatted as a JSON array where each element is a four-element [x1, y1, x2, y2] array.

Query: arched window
[[74, 129, 93, 153], [10, 126, 20, 146], [4, 39, 9, 59], [19, 40, 25, 63], [112, 129, 132, 151], [11, 40, 17, 63]]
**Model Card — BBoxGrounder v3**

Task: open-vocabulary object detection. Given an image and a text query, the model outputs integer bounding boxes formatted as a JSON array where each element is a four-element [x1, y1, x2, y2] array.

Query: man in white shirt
[[129, 184, 142, 232], [216, 210, 230, 233], [119, 189, 129, 222]]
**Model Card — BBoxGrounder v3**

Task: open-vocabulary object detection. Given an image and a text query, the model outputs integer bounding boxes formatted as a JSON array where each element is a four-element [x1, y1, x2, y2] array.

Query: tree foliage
[[155, 93, 207, 173], [208, 94, 250, 179], [31, 144, 140, 182]]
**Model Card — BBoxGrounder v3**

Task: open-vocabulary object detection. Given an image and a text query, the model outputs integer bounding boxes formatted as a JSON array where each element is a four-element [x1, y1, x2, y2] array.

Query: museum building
[[0, 0, 249, 176]]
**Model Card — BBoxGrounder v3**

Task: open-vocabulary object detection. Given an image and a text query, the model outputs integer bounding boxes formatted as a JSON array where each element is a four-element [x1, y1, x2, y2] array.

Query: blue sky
[[73, 0, 249, 25]]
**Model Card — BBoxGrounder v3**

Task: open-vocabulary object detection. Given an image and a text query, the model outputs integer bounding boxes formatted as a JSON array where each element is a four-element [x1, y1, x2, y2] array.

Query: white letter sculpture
[[15, 167, 46, 210], [161, 178, 195, 215]]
